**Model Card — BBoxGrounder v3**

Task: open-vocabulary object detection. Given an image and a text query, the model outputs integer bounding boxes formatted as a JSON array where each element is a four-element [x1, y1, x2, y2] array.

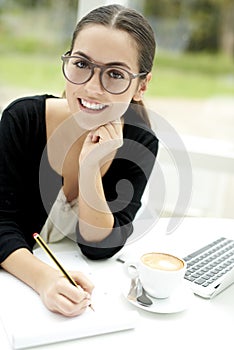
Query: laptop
[[183, 237, 234, 298]]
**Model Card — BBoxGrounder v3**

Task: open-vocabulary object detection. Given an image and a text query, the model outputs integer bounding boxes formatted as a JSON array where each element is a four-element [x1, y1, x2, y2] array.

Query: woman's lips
[[78, 98, 108, 113]]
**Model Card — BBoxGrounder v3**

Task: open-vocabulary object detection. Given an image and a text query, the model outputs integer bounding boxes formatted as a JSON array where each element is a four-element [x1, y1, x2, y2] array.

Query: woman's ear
[[133, 72, 152, 102]]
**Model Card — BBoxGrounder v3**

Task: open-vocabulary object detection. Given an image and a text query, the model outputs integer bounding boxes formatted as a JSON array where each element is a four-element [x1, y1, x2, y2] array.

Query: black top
[[0, 95, 158, 261]]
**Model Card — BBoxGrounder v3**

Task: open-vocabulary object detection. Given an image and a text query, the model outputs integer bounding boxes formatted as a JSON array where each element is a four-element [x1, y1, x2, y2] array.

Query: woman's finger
[[70, 271, 95, 294], [92, 123, 122, 143], [54, 274, 92, 303], [53, 292, 91, 317]]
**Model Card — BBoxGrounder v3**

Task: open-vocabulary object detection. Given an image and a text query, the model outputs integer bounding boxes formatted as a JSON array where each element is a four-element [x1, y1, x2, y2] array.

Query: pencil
[[33, 232, 94, 311]]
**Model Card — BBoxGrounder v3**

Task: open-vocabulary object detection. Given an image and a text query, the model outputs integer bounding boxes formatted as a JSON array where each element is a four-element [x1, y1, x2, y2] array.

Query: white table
[[1, 217, 234, 350]]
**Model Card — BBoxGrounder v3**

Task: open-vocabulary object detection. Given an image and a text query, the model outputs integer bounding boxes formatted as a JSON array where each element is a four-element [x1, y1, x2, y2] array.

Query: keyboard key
[[194, 278, 207, 285]]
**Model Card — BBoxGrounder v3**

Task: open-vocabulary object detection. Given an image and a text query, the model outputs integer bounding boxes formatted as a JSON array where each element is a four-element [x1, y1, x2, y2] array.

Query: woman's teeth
[[80, 99, 106, 111]]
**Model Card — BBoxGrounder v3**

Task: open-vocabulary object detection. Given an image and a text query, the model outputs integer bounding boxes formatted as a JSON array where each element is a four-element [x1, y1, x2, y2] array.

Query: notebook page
[[0, 251, 138, 349]]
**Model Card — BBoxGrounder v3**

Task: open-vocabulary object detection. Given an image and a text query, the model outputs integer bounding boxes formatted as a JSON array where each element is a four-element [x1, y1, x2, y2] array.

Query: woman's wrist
[[1, 248, 58, 295]]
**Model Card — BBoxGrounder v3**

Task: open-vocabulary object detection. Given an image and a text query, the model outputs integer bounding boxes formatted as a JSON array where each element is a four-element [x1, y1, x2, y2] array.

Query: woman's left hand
[[79, 120, 123, 167]]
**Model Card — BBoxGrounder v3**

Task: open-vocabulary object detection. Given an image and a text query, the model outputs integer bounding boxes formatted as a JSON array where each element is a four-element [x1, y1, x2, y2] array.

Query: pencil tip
[[89, 304, 95, 312]]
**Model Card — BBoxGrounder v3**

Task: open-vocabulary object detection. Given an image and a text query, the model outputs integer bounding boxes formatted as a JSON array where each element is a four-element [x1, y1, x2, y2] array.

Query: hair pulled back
[[70, 4, 156, 126]]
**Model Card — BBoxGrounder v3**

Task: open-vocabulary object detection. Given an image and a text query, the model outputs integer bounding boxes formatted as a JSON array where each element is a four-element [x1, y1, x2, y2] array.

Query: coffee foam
[[141, 253, 184, 271]]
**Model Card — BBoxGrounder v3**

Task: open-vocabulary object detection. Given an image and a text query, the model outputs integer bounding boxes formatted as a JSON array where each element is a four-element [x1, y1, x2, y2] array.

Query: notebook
[[0, 249, 138, 349]]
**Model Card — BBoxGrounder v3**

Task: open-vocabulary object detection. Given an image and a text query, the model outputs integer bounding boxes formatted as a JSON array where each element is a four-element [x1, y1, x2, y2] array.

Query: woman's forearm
[[78, 122, 123, 243], [1, 248, 56, 293], [78, 164, 114, 242]]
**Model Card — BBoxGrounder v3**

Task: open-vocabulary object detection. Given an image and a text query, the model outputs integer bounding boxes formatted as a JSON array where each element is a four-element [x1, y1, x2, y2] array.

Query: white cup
[[125, 252, 186, 299]]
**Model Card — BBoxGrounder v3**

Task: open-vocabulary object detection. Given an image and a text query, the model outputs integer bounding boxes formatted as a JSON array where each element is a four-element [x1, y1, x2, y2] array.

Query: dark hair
[[69, 4, 156, 126]]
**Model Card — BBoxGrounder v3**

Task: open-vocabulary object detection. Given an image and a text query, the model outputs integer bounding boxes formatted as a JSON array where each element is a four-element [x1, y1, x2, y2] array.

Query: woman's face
[[65, 24, 150, 130]]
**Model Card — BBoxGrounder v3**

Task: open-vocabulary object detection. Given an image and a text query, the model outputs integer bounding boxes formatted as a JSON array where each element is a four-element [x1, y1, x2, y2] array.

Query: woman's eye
[[73, 59, 89, 69], [109, 70, 125, 80]]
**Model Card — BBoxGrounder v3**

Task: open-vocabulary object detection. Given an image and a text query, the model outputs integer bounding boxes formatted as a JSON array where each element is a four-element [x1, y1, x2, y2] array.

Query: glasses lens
[[102, 67, 131, 94], [63, 56, 92, 84]]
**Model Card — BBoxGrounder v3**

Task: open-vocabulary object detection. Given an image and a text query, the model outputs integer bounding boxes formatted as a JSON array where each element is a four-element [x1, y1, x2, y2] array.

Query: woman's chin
[[73, 101, 129, 130]]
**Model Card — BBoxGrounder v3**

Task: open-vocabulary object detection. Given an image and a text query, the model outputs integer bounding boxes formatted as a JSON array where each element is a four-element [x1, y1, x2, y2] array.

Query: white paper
[[0, 251, 138, 349]]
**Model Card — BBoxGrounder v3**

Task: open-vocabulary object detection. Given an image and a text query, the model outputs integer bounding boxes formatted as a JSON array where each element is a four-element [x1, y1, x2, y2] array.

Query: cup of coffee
[[125, 252, 186, 299]]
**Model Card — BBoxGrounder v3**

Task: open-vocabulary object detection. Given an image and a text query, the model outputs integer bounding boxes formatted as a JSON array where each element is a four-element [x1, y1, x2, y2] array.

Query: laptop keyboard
[[183, 237, 234, 288]]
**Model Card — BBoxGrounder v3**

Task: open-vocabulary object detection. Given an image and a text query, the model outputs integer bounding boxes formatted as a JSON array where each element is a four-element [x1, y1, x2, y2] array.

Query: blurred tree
[[186, 0, 219, 52], [143, 0, 234, 57], [144, 0, 182, 17], [5, 0, 77, 9], [0, 0, 78, 54], [187, 0, 234, 57], [213, 0, 234, 58]]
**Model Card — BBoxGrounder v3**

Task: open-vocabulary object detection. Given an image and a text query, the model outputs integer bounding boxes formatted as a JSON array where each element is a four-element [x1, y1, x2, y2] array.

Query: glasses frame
[[61, 53, 147, 95]]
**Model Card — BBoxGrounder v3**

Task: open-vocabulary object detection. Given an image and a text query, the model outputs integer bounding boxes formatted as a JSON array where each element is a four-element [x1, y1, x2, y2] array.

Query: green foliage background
[[0, 0, 233, 98]]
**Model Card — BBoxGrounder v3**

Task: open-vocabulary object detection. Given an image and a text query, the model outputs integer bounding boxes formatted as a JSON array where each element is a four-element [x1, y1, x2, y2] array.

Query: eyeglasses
[[61, 53, 147, 95]]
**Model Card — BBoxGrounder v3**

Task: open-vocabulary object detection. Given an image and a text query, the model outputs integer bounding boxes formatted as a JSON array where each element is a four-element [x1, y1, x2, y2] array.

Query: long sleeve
[[76, 110, 158, 259], [0, 95, 50, 263]]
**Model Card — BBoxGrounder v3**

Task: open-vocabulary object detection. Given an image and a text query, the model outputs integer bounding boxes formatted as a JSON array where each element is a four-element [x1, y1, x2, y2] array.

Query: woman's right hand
[[1, 248, 94, 317], [38, 268, 94, 317]]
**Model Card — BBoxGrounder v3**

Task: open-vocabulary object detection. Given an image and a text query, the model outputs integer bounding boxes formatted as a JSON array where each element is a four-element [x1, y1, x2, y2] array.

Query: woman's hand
[[79, 120, 123, 167], [1, 249, 94, 318], [38, 269, 94, 317]]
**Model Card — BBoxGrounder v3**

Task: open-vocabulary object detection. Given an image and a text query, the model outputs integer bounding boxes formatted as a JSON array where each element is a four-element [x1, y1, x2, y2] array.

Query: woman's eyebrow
[[72, 50, 131, 70]]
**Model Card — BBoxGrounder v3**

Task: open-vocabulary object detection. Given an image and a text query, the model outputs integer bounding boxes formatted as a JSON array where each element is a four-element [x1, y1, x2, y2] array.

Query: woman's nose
[[84, 68, 104, 95]]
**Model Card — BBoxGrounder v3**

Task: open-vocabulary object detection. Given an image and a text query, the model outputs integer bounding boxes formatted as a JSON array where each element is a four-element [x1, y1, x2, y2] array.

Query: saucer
[[123, 281, 195, 314]]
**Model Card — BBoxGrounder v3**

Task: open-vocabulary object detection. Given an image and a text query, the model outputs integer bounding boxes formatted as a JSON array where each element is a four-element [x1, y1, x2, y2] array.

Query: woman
[[0, 4, 158, 316]]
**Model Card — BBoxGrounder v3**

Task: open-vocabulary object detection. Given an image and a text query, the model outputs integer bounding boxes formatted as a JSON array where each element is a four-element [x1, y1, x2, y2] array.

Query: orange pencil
[[33, 233, 94, 311]]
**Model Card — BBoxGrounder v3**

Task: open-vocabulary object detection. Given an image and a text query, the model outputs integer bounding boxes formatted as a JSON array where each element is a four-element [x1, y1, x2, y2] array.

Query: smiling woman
[[0, 4, 158, 317]]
